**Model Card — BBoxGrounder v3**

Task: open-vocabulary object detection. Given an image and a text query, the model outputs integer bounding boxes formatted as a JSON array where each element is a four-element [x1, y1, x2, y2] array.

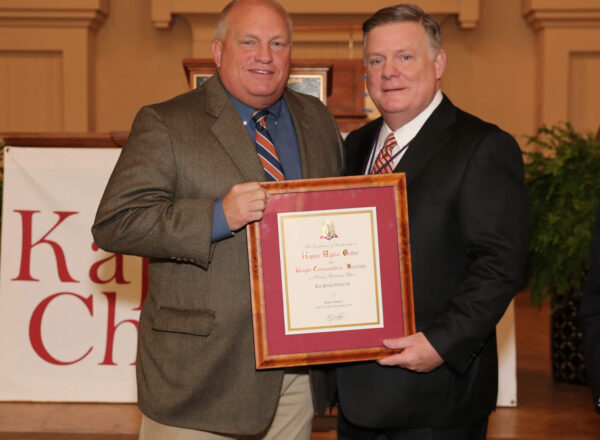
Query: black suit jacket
[[580, 203, 600, 414], [334, 96, 529, 428]]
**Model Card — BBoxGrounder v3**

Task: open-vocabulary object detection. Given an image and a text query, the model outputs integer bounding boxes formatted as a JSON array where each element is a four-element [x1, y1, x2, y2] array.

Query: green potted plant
[[524, 122, 600, 383]]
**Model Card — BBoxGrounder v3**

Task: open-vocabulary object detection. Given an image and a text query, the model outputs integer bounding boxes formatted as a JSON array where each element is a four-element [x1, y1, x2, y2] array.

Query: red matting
[[259, 186, 405, 355]]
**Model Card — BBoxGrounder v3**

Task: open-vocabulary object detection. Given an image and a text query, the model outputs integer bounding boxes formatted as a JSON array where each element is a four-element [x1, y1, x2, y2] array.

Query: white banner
[[0, 147, 143, 402], [497, 300, 517, 407], [0, 146, 516, 406]]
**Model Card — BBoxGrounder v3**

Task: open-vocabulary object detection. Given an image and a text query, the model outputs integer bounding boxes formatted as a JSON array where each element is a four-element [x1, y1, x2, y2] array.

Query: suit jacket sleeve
[[580, 203, 600, 412], [423, 128, 529, 374], [92, 105, 215, 269]]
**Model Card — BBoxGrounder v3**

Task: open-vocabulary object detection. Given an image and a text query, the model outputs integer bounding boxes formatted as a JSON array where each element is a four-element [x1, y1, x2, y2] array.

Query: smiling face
[[211, 0, 291, 109], [364, 21, 446, 130]]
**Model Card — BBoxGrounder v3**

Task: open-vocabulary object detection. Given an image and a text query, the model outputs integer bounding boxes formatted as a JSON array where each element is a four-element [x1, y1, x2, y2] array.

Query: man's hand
[[377, 332, 444, 372], [222, 182, 268, 231]]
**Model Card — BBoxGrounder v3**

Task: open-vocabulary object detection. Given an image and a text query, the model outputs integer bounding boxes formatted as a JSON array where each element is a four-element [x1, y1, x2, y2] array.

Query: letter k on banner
[[0, 146, 145, 402]]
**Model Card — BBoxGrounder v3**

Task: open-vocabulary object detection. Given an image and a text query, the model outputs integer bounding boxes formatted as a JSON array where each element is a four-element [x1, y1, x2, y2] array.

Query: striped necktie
[[371, 132, 397, 174], [252, 109, 285, 181]]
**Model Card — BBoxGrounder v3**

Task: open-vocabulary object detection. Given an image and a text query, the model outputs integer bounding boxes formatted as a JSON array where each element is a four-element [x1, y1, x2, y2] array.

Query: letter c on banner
[[29, 292, 94, 365]]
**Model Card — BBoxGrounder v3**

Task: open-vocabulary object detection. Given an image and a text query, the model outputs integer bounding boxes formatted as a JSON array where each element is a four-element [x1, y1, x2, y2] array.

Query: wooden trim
[[151, 0, 480, 29], [523, 0, 600, 126], [523, 0, 600, 30], [0, 0, 108, 30], [0, 132, 126, 148]]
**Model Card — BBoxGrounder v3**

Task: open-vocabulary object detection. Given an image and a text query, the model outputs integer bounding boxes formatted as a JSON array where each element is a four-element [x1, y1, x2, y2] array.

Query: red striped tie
[[252, 109, 285, 181], [371, 132, 397, 174]]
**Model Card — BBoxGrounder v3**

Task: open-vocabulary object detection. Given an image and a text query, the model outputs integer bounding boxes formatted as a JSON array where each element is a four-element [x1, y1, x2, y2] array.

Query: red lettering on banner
[[12, 210, 79, 283], [29, 292, 94, 365], [99, 291, 139, 366], [89, 242, 131, 285]]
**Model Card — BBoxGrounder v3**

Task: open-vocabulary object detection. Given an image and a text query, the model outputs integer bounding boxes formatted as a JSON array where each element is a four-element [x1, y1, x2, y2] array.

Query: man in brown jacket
[[92, 0, 343, 438]]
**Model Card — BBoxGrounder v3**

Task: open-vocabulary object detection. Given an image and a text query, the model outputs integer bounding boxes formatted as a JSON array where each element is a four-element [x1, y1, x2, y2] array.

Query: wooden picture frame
[[247, 174, 415, 368]]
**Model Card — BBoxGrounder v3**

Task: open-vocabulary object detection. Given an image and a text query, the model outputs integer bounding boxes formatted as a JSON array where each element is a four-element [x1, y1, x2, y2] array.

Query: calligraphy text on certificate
[[278, 207, 384, 335]]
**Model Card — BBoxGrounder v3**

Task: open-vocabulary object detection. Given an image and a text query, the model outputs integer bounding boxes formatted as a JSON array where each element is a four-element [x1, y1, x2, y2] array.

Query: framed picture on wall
[[182, 59, 332, 104]]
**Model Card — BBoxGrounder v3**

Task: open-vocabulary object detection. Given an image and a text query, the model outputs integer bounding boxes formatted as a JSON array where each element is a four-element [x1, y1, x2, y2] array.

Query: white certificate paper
[[278, 207, 384, 335]]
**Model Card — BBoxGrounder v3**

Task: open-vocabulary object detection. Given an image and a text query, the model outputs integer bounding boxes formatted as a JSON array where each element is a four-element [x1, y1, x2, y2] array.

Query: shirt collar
[[227, 91, 283, 124]]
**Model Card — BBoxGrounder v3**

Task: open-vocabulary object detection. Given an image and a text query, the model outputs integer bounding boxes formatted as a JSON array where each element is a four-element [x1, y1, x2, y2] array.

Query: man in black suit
[[580, 203, 600, 414], [332, 4, 529, 439]]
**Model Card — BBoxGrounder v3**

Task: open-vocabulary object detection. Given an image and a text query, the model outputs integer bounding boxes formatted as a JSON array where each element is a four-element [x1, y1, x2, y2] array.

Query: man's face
[[364, 21, 446, 130], [212, 0, 291, 109]]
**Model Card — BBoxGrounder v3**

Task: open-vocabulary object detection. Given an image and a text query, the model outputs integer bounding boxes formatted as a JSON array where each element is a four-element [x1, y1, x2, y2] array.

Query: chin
[[249, 84, 276, 92], [381, 104, 410, 115], [251, 84, 286, 97]]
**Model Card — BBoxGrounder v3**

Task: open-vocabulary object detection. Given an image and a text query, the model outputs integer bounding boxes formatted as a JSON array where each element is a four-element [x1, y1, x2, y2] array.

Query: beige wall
[[1, 0, 599, 146], [441, 1, 536, 143], [95, 0, 191, 132], [570, 53, 600, 133]]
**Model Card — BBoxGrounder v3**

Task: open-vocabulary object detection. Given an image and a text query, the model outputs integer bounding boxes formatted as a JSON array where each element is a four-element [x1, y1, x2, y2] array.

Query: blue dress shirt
[[211, 93, 302, 242]]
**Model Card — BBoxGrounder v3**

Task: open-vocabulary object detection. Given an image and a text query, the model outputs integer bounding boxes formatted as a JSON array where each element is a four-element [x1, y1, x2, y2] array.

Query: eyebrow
[[237, 32, 289, 41]]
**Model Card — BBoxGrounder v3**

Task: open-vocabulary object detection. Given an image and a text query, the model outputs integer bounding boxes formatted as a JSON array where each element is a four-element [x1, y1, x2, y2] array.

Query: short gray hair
[[363, 4, 442, 54], [214, 0, 293, 41]]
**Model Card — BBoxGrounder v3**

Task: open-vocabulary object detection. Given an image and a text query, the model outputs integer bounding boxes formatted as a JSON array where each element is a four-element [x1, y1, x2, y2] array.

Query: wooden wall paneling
[[326, 59, 365, 117], [182, 13, 217, 59], [0, 50, 62, 132], [150, 0, 481, 59], [291, 22, 363, 61], [569, 52, 600, 134], [524, 0, 600, 131], [538, 27, 600, 130], [150, 0, 481, 29], [0, 0, 108, 132]]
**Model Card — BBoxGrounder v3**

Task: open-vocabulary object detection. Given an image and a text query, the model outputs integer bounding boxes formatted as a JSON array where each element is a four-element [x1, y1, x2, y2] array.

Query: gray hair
[[363, 4, 442, 55], [214, 0, 293, 41]]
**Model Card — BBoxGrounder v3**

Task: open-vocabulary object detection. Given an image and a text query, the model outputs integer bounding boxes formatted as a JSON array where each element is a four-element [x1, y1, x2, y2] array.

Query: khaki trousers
[[139, 372, 313, 440]]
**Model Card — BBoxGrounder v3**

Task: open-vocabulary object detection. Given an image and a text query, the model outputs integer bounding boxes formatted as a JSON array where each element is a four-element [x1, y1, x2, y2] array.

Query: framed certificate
[[247, 174, 415, 368]]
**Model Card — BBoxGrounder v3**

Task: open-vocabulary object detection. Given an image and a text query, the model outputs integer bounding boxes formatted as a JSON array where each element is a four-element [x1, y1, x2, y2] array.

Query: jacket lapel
[[283, 90, 312, 178], [394, 96, 456, 186], [205, 75, 265, 182], [349, 119, 383, 176]]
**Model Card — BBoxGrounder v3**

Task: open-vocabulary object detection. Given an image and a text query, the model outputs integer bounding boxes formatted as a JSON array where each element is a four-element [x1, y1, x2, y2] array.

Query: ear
[[211, 40, 223, 68], [434, 49, 446, 80]]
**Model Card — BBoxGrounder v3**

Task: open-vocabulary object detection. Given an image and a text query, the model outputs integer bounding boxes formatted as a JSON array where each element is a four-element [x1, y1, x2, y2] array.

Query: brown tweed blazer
[[92, 75, 344, 434]]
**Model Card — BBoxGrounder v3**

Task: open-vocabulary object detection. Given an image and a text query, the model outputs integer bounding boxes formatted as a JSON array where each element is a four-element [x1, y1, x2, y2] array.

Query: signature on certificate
[[326, 311, 346, 323]]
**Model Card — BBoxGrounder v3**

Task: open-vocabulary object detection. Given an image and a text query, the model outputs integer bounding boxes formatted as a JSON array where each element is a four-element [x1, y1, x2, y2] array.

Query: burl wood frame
[[247, 174, 415, 369]]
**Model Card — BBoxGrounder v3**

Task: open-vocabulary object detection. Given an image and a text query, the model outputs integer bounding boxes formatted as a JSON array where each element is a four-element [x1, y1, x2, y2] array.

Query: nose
[[254, 42, 273, 64], [381, 59, 399, 79]]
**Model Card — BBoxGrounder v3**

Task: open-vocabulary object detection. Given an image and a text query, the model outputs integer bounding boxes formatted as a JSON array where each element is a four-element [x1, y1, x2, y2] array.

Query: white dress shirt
[[365, 90, 443, 174]]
